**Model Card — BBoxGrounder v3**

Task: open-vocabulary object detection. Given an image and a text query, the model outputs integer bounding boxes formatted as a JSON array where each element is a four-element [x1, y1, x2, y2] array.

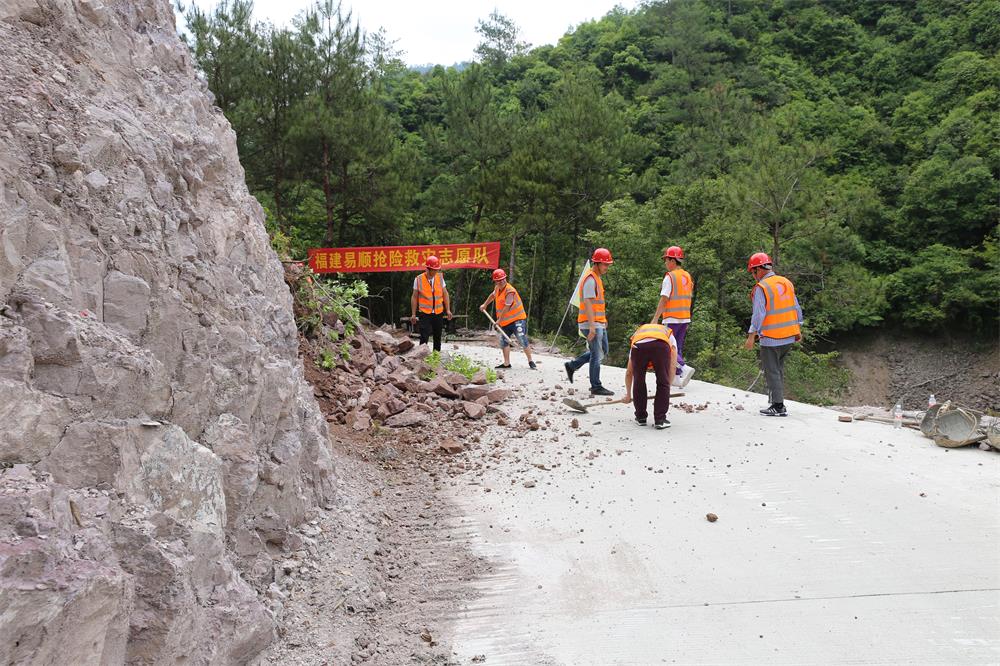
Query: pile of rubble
[[306, 329, 512, 437], [285, 261, 515, 453]]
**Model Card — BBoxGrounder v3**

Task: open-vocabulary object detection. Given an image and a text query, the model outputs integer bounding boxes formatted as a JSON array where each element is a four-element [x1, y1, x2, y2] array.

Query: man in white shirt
[[651, 246, 695, 387]]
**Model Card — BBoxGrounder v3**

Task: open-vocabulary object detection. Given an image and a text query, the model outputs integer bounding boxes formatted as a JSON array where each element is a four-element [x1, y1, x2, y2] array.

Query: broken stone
[[345, 409, 371, 432], [462, 401, 486, 420], [439, 439, 464, 455], [386, 408, 428, 428], [458, 384, 491, 401], [485, 387, 511, 404], [423, 377, 459, 399]]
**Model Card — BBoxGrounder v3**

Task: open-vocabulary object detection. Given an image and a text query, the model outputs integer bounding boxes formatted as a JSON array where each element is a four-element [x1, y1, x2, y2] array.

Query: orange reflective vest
[[494, 284, 526, 327], [630, 323, 674, 371], [417, 272, 444, 314], [630, 323, 674, 347], [752, 274, 801, 339], [662, 269, 694, 321], [576, 271, 607, 325]]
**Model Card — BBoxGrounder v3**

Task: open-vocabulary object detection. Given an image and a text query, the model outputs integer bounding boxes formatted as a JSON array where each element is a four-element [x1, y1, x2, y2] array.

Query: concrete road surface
[[440, 344, 1000, 665]]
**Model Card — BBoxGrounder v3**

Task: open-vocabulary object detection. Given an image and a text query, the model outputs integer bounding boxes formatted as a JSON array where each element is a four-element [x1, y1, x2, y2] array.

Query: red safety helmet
[[425, 255, 441, 270], [492, 268, 507, 282], [591, 248, 614, 264], [663, 245, 684, 261], [747, 252, 772, 272]]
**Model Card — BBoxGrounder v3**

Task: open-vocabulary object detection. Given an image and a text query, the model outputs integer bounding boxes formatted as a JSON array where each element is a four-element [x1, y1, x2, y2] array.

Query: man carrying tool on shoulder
[[479, 268, 537, 370], [410, 255, 452, 352], [565, 248, 615, 396], [651, 245, 695, 388], [621, 323, 677, 429], [744, 252, 803, 417]]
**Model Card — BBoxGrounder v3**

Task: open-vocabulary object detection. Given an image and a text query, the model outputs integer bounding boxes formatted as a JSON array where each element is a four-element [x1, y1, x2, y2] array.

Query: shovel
[[563, 393, 685, 414]]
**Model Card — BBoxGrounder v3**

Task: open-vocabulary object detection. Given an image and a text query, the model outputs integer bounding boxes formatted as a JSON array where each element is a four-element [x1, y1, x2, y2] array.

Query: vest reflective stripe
[[662, 269, 694, 320], [495, 284, 526, 327], [753, 274, 801, 339], [630, 323, 674, 346], [417, 273, 444, 314], [576, 271, 607, 325]]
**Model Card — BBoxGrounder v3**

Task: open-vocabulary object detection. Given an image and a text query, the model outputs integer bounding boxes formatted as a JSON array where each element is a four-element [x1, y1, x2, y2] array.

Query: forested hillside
[[182, 0, 998, 398]]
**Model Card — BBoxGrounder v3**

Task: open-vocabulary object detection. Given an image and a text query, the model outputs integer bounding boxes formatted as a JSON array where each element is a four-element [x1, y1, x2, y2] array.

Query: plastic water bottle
[[928, 394, 937, 408], [893, 402, 903, 429]]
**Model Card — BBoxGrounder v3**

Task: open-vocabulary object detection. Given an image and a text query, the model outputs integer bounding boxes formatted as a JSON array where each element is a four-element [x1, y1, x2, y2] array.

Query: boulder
[[462, 401, 487, 420], [346, 409, 371, 432], [407, 344, 431, 361], [470, 369, 489, 385], [423, 377, 459, 399], [385, 408, 429, 428], [486, 387, 512, 404], [458, 384, 491, 401], [376, 398, 407, 420]]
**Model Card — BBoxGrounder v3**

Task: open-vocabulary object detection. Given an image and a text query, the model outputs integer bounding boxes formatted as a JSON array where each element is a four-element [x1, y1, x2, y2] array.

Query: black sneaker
[[759, 404, 787, 417], [635, 417, 647, 426], [654, 419, 671, 429], [529, 361, 537, 370], [495, 363, 512, 369], [564, 362, 575, 384], [590, 386, 614, 396]]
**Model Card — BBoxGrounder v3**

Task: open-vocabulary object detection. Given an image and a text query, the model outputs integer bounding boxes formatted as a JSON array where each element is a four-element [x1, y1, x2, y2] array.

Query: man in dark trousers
[[744, 252, 803, 416], [409, 255, 452, 351], [622, 323, 677, 429]]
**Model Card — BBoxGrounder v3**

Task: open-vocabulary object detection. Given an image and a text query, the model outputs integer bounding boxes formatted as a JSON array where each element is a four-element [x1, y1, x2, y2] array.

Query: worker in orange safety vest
[[621, 323, 677, 429], [651, 245, 695, 388], [409, 255, 452, 352], [479, 268, 537, 370], [564, 248, 615, 396], [744, 252, 803, 417]]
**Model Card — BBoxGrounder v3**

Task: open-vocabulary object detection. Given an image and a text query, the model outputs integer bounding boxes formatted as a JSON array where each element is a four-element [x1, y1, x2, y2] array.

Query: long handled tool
[[482, 310, 519, 347], [563, 393, 685, 414]]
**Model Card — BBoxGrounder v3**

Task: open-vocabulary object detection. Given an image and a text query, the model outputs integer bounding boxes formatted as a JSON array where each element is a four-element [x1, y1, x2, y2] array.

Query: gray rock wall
[[0, 1, 337, 662]]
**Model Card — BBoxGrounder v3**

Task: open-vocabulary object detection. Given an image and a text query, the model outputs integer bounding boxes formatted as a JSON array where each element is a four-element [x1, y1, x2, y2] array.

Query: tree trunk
[[338, 162, 350, 245], [321, 140, 335, 244], [772, 218, 781, 267], [711, 269, 725, 368], [273, 154, 284, 228], [508, 231, 517, 280]]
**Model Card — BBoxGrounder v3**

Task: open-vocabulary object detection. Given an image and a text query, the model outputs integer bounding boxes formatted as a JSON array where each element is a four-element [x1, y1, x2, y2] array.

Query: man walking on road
[[744, 252, 803, 417], [622, 323, 677, 429], [651, 245, 695, 387], [565, 248, 615, 396], [410, 255, 452, 352], [480, 268, 537, 370]]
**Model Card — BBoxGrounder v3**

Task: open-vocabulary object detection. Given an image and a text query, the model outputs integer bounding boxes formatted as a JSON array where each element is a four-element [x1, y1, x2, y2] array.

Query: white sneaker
[[678, 364, 695, 388]]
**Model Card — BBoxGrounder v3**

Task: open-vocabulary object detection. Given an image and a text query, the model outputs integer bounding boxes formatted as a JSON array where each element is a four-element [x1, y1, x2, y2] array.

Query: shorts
[[500, 320, 530, 348]]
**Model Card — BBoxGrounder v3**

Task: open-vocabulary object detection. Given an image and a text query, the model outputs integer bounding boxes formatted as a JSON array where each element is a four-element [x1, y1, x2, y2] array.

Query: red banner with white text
[[308, 242, 501, 273]]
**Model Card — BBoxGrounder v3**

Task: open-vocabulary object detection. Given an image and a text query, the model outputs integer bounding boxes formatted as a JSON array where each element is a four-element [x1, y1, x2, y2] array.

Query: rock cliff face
[[0, 1, 336, 662]]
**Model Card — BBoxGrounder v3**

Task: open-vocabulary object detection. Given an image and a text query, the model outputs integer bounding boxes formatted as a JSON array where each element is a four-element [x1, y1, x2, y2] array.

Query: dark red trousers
[[630, 340, 672, 421]]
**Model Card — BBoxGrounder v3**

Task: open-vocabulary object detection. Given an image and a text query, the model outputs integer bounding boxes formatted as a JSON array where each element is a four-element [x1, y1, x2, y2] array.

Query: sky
[[185, 0, 641, 66]]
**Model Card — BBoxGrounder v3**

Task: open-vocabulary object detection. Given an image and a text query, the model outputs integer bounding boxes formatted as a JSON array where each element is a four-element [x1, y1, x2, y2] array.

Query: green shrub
[[296, 272, 369, 340], [317, 348, 336, 370], [420, 352, 495, 383]]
